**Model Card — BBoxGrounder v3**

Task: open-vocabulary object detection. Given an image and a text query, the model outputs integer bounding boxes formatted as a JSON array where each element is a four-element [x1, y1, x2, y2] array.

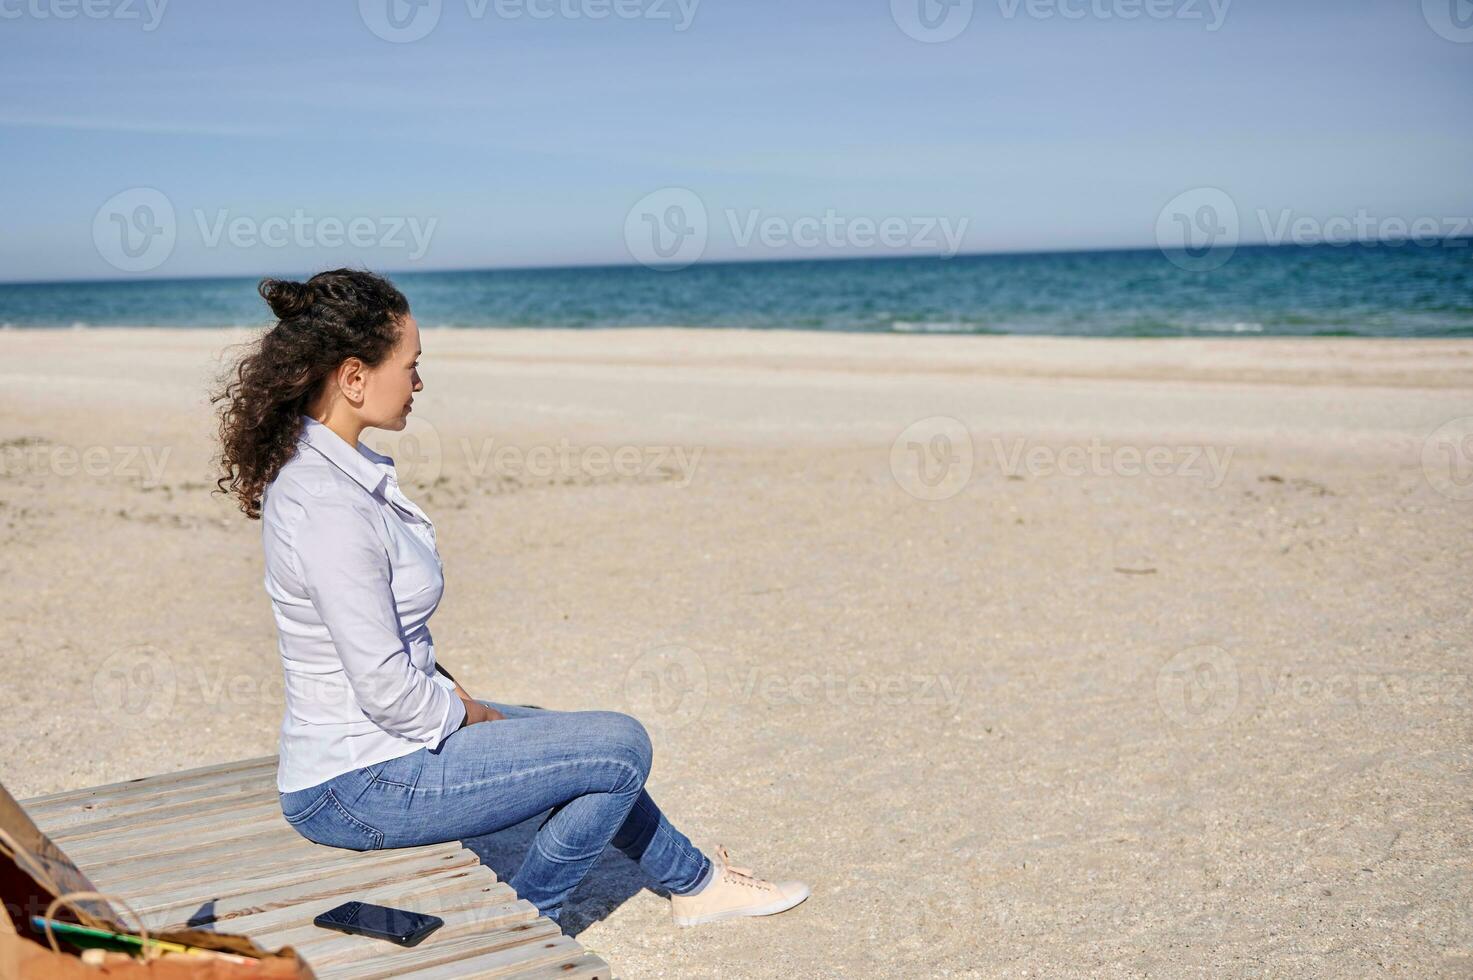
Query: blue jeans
[[276, 700, 710, 924]]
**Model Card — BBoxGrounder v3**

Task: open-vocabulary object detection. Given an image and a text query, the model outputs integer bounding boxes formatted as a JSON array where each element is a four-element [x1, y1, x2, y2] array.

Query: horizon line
[[3, 236, 1469, 288]]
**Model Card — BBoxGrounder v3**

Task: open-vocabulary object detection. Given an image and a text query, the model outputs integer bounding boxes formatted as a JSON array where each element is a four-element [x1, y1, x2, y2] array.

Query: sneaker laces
[[714, 844, 772, 891]]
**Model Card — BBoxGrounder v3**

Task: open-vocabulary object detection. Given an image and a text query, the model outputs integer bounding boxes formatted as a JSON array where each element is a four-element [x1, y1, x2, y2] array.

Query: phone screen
[[315, 901, 442, 945]]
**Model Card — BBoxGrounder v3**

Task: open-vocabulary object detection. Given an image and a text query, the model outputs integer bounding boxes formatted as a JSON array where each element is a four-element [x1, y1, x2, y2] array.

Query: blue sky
[[2, 0, 1470, 281]]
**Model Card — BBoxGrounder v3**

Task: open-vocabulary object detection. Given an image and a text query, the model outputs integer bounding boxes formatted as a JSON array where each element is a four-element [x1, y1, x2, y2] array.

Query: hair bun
[[258, 278, 314, 320]]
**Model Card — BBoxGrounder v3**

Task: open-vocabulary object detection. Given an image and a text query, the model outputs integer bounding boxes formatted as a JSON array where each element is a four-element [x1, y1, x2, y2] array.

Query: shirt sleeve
[[291, 490, 466, 744]]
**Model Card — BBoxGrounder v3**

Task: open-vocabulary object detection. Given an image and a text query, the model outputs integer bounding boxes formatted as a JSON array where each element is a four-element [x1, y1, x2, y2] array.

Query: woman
[[210, 268, 809, 930]]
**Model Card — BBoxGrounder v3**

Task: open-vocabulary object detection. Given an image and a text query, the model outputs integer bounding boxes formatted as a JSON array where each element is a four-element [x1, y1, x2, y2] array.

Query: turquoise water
[[2, 243, 1470, 336]]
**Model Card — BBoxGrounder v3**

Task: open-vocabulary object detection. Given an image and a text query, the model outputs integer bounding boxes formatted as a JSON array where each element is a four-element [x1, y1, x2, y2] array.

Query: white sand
[[1, 328, 1470, 977]]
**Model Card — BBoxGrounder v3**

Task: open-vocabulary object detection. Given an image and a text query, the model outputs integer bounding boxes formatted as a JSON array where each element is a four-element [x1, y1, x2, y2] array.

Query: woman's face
[[363, 315, 423, 432]]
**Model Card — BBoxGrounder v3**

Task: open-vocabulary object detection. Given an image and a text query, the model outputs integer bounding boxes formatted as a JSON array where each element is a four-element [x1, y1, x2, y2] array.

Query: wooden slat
[[52, 798, 293, 862], [306, 918, 561, 973], [18, 756, 613, 979], [503, 952, 612, 979], [105, 841, 474, 904], [26, 767, 284, 829], [198, 866, 518, 935], [130, 848, 478, 916], [259, 898, 534, 956], [21, 756, 277, 811], [44, 788, 282, 841], [384, 933, 589, 980], [85, 826, 450, 888]]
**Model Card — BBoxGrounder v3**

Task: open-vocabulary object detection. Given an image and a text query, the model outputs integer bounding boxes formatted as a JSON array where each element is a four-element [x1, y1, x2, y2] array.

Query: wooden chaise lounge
[[17, 755, 613, 979]]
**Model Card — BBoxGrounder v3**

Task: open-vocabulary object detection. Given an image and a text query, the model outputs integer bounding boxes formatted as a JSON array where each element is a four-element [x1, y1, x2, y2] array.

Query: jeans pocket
[[281, 788, 383, 851], [364, 749, 425, 790]]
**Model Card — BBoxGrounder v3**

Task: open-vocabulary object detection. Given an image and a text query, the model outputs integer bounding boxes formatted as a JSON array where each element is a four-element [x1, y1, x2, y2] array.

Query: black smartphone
[[312, 901, 443, 947]]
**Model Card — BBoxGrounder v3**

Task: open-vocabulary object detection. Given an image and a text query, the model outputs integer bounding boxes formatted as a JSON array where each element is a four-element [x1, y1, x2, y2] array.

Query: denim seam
[[650, 816, 708, 888], [366, 762, 418, 790], [421, 757, 646, 803], [281, 790, 331, 825], [324, 789, 385, 849]]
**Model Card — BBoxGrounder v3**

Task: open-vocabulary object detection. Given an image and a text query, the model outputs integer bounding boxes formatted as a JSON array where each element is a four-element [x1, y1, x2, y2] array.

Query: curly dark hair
[[210, 268, 410, 520]]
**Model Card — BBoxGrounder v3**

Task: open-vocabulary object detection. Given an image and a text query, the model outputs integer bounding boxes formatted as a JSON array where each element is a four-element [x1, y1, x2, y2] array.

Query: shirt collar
[[297, 414, 391, 497]]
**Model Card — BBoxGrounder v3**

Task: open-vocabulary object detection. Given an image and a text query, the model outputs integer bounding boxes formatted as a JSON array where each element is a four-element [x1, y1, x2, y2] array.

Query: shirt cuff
[[435, 691, 468, 745]]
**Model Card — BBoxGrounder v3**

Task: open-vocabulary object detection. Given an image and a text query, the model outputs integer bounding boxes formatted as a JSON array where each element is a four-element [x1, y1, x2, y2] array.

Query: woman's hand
[[459, 698, 505, 728]]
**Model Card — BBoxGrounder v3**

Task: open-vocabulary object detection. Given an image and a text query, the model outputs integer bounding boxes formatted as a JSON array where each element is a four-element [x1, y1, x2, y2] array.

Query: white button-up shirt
[[262, 414, 466, 793]]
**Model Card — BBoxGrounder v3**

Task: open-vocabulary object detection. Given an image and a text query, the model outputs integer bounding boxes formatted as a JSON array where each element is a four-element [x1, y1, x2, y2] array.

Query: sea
[[2, 242, 1470, 337]]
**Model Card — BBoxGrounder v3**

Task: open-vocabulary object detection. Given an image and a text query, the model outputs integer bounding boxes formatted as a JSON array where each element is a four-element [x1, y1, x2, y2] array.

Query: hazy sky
[[3, 0, 1470, 281]]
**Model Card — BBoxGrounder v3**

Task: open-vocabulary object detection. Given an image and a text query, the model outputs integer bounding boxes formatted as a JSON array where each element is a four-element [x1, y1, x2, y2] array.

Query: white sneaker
[[670, 845, 810, 927]]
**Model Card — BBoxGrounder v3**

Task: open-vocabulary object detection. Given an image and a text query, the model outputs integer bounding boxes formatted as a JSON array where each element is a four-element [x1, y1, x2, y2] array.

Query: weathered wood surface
[[21, 755, 612, 979]]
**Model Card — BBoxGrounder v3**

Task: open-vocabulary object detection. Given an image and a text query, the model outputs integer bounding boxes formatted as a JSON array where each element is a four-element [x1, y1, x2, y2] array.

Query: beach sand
[[2, 328, 1470, 977]]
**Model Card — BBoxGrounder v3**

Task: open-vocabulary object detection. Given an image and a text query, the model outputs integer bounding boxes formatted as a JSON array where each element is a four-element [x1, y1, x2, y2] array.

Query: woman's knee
[[592, 711, 652, 786]]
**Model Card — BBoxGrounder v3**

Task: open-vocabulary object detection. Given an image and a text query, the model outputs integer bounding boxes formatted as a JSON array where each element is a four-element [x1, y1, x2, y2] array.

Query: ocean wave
[[891, 320, 990, 334]]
